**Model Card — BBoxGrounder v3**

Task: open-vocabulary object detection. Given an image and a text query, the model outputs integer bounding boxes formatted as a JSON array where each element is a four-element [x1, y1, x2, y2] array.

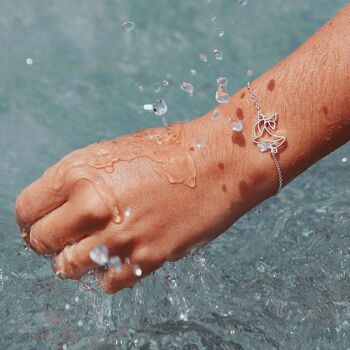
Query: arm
[[15, 5, 350, 293], [187, 3, 350, 218]]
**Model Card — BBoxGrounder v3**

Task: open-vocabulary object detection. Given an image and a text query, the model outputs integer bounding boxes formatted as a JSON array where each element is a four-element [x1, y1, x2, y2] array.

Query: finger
[[100, 246, 165, 294], [15, 172, 67, 231], [29, 183, 111, 254], [100, 263, 141, 294], [52, 230, 132, 280]]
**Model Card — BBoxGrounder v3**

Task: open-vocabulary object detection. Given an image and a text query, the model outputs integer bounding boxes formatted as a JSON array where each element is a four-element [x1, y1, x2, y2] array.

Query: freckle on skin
[[232, 132, 246, 147], [189, 146, 195, 151], [322, 106, 328, 115], [236, 108, 244, 120], [221, 184, 227, 193], [239, 180, 248, 195], [218, 162, 225, 170], [267, 79, 276, 92], [240, 92, 246, 99]]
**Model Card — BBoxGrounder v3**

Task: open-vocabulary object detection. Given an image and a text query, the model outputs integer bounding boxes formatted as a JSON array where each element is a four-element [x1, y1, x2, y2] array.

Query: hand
[[15, 120, 244, 293]]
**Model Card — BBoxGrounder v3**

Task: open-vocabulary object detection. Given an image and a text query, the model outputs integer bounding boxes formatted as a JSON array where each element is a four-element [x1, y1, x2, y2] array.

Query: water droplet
[[211, 110, 221, 120], [170, 279, 177, 290], [199, 53, 208, 62], [26, 57, 33, 65], [133, 265, 142, 277], [124, 208, 131, 217], [154, 83, 161, 93], [232, 121, 244, 132], [77, 320, 83, 327], [138, 85, 144, 92], [152, 99, 168, 116], [209, 13, 217, 21], [217, 76, 228, 87], [89, 244, 109, 266], [114, 214, 122, 223], [230, 329, 235, 335], [181, 82, 194, 96], [254, 292, 261, 300], [195, 140, 205, 148], [246, 69, 253, 76], [65, 304, 70, 310], [215, 92, 229, 103], [342, 157, 348, 163], [62, 345, 68, 350], [256, 262, 266, 273], [190, 68, 196, 75], [213, 49, 223, 60], [257, 140, 270, 152], [122, 21, 135, 32], [74, 296, 79, 303], [180, 312, 188, 321], [217, 29, 224, 37], [239, 0, 248, 5], [109, 256, 122, 272], [216, 76, 229, 103], [162, 80, 170, 86]]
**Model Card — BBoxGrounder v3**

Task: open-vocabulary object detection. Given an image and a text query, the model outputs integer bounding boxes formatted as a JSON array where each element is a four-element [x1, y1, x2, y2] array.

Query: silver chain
[[271, 153, 283, 194], [247, 81, 285, 195], [247, 82, 262, 114]]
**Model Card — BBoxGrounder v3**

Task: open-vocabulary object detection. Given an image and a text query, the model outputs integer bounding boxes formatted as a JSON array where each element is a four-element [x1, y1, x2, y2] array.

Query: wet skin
[[15, 4, 350, 293], [15, 120, 251, 293]]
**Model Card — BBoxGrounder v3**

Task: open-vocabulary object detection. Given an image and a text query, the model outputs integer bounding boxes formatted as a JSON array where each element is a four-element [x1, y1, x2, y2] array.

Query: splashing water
[[142, 99, 169, 127], [198, 53, 208, 62], [209, 13, 217, 21], [133, 265, 142, 277], [232, 121, 244, 132], [217, 29, 224, 37], [181, 82, 194, 96], [121, 21, 135, 32], [152, 99, 168, 117], [211, 109, 221, 120], [109, 256, 122, 273], [215, 76, 230, 103], [213, 49, 223, 60], [89, 244, 109, 266], [2, 1, 349, 349]]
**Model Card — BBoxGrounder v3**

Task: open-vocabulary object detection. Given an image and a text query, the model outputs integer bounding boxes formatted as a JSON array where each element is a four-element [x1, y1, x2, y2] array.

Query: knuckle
[[56, 246, 80, 280], [132, 246, 152, 265], [30, 234, 50, 254], [132, 246, 167, 267], [81, 192, 110, 222], [62, 246, 79, 271]]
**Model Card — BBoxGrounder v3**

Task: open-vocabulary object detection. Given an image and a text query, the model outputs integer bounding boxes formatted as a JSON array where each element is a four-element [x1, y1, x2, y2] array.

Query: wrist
[[183, 90, 277, 222]]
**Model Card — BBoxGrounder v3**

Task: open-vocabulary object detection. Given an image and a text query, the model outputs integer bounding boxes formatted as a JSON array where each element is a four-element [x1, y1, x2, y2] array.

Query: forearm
[[186, 4, 350, 219]]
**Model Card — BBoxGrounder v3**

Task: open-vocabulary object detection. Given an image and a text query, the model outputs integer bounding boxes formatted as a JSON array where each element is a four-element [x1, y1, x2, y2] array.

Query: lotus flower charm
[[253, 112, 286, 154]]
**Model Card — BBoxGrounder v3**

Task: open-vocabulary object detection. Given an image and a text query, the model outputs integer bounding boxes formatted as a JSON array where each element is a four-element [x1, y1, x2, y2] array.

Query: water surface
[[0, 1, 349, 349]]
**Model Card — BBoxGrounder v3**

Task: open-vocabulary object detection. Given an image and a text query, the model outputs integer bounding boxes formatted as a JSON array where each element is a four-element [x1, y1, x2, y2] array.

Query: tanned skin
[[15, 5, 350, 293]]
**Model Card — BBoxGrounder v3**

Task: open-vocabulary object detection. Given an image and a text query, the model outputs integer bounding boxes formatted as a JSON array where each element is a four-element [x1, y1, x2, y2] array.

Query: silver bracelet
[[247, 82, 286, 194]]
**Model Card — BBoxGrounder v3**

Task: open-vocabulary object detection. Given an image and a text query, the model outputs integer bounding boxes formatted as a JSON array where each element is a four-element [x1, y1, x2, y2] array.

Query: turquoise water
[[0, 0, 349, 349]]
